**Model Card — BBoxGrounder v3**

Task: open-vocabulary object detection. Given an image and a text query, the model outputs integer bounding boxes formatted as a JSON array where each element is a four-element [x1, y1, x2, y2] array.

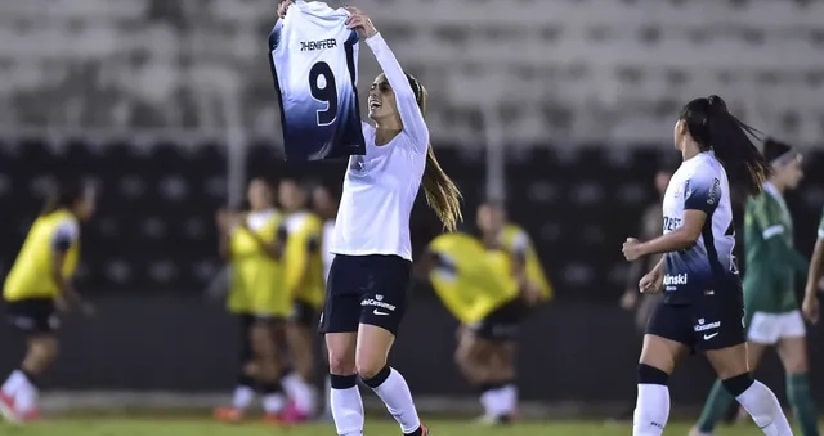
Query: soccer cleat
[[213, 406, 245, 422], [17, 409, 41, 423], [280, 401, 311, 424], [0, 392, 20, 424]]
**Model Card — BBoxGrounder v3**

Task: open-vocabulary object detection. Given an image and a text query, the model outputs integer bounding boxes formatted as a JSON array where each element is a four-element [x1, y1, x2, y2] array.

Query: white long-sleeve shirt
[[329, 33, 429, 261]]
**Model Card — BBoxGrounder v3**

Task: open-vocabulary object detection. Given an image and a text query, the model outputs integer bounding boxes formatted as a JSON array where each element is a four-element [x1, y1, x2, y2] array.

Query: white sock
[[369, 368, 421, 434], [262, 392, 285, 414], [232, 385, 255, 410], [485, 388, 508, 417], [499, 384, 517, 415], [480, 389, 495, 416], [1, 371, 25, 396], [283, 373, 317, 414], [632, 384, 669, 436], [735, 380, 793, 436], [331, 386, 364, 436], [14, 383, 38, 414], [282, 373, 300, 400]]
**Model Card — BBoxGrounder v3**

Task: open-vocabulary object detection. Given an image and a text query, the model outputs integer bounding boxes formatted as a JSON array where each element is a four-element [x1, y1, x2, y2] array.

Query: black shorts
[[319, 254, 411, 336], [237, 313, 255, 363], [291, 300, 321, 329], [647, 284, 745, 352], [5, 297, 59, 334], [469, 297, 528, 341]]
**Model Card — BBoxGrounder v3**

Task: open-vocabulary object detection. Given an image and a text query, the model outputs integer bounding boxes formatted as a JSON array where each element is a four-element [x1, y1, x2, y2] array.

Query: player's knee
[[356, 358, 387, 381], [780, 351, 808, 374], [327, 349, 356, 375], [638, 364, 669, 385], [722, 373, 754, 397]]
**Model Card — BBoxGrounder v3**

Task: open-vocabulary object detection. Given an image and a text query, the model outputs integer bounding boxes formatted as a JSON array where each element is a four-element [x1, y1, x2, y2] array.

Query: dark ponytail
[[41, 180, 88, 216], [679, 95, 769, 194]]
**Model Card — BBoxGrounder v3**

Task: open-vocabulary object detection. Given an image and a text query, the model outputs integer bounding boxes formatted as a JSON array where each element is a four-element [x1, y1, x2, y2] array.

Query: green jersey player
[[801, 205, 824, 323], [692, 138, 817, 436]]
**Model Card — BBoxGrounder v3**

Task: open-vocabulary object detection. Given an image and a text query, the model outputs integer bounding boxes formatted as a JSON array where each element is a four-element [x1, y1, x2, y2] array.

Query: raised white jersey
[[269, 1, 365, 160], [661, 151, 738, 302], [330, 34, 430, 261]]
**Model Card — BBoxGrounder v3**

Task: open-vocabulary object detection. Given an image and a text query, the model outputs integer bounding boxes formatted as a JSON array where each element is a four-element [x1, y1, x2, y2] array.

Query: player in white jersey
[[279, 2, 461, 435], [621, 96, 792, 436]]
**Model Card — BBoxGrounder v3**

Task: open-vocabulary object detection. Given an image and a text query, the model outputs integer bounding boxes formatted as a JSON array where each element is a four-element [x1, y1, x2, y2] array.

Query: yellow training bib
[[283, 212, 325, 309], [501, 224, 553, 301], [228, 211, 290, 317], [427, 233, 518, 324], [4, 210, 80, 302]]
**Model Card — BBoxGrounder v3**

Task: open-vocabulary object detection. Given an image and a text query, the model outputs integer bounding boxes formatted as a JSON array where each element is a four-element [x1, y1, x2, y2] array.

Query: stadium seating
[[0, 0, 823, 142], [1, 139, 821, 300]]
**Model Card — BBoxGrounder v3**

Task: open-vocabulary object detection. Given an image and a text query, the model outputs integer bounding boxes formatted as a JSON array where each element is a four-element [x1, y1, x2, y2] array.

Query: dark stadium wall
[[0, 295, 815, 405]]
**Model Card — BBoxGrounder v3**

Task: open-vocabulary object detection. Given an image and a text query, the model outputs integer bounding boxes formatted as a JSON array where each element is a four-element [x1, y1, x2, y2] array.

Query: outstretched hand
[[345, 6, 377, 39], [277, 0, 294, 19]]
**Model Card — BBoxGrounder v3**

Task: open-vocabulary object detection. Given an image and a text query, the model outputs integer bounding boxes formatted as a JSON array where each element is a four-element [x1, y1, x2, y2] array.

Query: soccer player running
[[278, 2, 462, 434], [471, 202, 550, 423], [278, 177, 324, 422], [0, 181, 96, 423], [692, 138, 816, 436], [416, 224, 526, 425], [214, 177, 289, 423], [622, 96, 792, 436]]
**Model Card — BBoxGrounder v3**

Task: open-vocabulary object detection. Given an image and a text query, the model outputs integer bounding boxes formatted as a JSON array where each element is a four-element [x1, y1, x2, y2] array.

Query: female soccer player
[[278, 177, 323, 422], [621, 96, 792, 436], [801, 205, 824, 322], [277, 1, 461, 434], [0, 181, 95, 423], [469, 202, 550, 424], [214, 177, 289, 423], [692, 139, 817, 436], [416, 229, 520, 425]]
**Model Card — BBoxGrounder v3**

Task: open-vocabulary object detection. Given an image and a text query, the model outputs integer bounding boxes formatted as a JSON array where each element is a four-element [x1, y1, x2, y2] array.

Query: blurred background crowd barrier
[[1, 0, 824, 415]]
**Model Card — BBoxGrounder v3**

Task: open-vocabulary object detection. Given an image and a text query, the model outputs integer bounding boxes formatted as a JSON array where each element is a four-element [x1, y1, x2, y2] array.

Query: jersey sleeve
[[52, 219, 79, 252], [365, 33, 429, 153], [269, 21, 283, 50], [683, 173, 721, 214], [508, 229, 530, 261]]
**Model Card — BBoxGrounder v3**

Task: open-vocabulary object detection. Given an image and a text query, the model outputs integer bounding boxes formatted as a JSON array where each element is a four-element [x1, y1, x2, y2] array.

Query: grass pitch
[[0, 417, 782, 436]]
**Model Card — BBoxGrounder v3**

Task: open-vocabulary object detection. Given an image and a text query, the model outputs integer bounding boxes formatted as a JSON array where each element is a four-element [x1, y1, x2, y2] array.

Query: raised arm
[[347, 7, 429, 151], [624, 174, 719, 260]]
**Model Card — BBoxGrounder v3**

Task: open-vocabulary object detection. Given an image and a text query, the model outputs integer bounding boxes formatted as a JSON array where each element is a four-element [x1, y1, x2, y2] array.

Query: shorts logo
[[361, 295, 396, 312], [694, 318, 721, 332], [703, 332, 718, 340]]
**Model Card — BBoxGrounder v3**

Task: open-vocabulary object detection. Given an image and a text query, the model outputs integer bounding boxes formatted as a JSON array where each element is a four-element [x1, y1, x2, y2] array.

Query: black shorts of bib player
[[621, 96, 792, 435]]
